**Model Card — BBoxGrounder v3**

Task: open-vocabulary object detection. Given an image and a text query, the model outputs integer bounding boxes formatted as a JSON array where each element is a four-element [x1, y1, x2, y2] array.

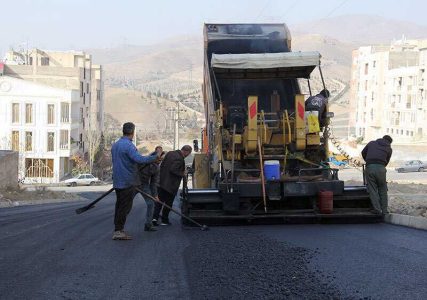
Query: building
[[0, 49, 104, 183], [350, 39, 427, 144]]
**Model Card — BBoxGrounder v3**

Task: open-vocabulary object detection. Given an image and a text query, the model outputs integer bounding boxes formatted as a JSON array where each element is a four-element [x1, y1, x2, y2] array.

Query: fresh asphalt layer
[[0, 192, 426, 300]]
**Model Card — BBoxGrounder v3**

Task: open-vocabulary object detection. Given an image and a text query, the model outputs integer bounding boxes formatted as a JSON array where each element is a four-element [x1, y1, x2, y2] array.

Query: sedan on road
[[395, 160, 427, 173], [62, 174, 100, 187]]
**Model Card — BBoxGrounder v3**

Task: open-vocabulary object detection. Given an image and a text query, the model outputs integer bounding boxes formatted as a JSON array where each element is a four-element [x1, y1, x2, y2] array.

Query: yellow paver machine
[[182, 23, 379, 224]]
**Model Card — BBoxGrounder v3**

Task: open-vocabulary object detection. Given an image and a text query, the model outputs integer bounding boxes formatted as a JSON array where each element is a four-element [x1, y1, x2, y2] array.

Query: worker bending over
[[361, 135, 393, 216], [153, 145, 192, 226]]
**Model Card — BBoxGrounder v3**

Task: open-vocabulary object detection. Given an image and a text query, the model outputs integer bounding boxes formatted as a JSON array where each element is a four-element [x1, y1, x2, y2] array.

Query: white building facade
[[0, 48, 104, 183], [0, 76, 80, 183], [351, 40, 427, 144]]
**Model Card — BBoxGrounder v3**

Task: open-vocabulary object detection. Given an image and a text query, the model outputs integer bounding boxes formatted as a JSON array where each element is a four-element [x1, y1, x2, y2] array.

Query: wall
[[0, 151, 18, 189]]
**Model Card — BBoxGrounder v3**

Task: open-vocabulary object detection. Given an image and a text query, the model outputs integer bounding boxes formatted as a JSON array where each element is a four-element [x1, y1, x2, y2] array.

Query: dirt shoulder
[[345, 180, 427, 219], [0, 186, 83, 208]]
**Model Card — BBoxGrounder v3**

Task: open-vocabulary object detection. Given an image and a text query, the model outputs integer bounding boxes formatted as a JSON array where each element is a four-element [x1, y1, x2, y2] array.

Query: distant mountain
[[89, 14, 427, 125], [291, 14, 427, 44]]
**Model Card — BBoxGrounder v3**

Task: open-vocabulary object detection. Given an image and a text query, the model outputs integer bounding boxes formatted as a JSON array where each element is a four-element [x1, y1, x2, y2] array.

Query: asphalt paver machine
[[182, 23, 379, 224]]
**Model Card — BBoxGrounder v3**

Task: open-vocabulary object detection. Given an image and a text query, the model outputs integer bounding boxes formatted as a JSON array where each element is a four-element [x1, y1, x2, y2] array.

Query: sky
[[1, 0, 427, 54]]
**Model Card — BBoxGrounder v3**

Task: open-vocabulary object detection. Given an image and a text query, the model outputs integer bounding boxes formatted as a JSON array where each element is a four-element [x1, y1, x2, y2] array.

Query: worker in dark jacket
[[111, 122, 158, 240], [152, 145, 192, 226], [137, 146, 164, 232], [305, 89, 330, 127], [361, 135, 393, 215]]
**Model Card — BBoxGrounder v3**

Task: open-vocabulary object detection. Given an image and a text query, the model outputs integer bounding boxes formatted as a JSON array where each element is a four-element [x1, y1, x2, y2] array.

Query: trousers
[[365, 164, 388, 214], [153, 187, 176, 222], [137, 184, 155, 226], [114, 186, 135, 231]]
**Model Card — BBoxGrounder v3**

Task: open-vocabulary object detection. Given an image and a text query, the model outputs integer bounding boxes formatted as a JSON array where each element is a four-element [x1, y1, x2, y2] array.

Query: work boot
[[370, 209, 382, 215], [152, 219, 159, 226], [112, 230, 132, 240], [160, 220, 171, 226], [144, 224, 157, 232]]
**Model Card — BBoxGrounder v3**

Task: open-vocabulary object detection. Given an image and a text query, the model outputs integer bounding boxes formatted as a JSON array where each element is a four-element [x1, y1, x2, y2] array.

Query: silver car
[[395, 160, 427, 173], [63, 174, 100, 187]]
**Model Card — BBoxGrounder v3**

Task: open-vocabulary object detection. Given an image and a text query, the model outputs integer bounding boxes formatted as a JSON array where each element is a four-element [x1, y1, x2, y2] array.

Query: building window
[[47, 132, 55, 152], [364, 81, 368, 91], [86, 83, 89, 93], [373, 61, 376, 68], [80, 108, 84, 122], [96, 90, 101, 101], [25, 104, 33, 123], [47, 104, 55, 124], [25, 158, 54, 178], [80, 81, 84, 97], [25, 132, 33, 151], [61, 102, 70, 123], [41, 57, 49, 66], [60, 130, 69, 150], [364, 63, 369, 75], [83, 68, 86, 80], [11, 131, 19, 151], [12, 103, 20, 123], [79, 133, 83, 149], [29, 57, 33, 65]]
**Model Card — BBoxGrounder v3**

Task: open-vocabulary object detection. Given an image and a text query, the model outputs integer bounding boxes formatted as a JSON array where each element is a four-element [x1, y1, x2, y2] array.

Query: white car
[[63, 174, 100, 187]]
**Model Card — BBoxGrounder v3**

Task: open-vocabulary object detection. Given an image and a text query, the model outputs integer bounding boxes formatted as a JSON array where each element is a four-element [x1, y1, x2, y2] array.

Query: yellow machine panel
[[245, 96, 258, 155], [295, 94, 306, 150]]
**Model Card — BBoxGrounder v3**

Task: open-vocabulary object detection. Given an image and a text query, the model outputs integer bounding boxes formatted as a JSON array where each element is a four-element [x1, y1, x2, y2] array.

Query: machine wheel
[[89, 181, 95, 186], [70, 182, 77, 187], [419, 167, 424, 172]]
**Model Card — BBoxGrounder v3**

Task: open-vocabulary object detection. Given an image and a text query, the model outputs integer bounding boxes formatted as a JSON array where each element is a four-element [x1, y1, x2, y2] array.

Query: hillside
[[90, 15, 427, 136], [292, 14, 427, 44]]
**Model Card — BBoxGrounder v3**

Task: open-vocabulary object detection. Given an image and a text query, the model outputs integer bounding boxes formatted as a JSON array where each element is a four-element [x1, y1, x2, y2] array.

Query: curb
[[384, 213, 427, 231]]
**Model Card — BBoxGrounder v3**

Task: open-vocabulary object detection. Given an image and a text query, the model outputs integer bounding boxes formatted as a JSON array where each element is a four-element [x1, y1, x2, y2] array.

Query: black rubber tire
[[89, 181, 95, 186], [419, 167, 424, 172], [70, 182, 77, 187]]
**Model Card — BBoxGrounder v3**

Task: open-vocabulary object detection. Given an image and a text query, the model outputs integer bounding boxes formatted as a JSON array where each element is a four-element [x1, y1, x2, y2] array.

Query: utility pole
[[166, 101, 187, 149]]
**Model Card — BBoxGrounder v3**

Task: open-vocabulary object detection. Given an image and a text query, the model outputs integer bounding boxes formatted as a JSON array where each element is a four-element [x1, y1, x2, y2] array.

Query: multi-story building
[[0, 49, 104, 183], [350, 39, 427, 144]]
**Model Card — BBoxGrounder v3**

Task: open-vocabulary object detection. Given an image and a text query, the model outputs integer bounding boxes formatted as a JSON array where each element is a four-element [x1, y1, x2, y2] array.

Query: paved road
[[1, 193, 426, 299]]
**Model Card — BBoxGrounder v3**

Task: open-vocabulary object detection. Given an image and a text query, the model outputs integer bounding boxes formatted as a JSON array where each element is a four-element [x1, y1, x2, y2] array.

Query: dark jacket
[[361, 138, 393, 166], [305, 93, 328, 127], [138, 163, 160, 197], [159, 150, 185, 195]]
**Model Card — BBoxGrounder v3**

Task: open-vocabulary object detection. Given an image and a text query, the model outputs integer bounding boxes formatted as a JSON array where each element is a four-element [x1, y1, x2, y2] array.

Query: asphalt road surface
[[1, 192, 426, 300]]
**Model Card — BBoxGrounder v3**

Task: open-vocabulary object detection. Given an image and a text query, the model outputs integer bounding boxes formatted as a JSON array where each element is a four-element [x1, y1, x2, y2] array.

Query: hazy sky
[[1, 0, 426, 54]]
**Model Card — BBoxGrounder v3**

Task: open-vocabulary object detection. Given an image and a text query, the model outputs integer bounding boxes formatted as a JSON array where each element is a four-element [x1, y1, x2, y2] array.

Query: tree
[[87, 129, 101, 173], [71, 154, 89, 176]]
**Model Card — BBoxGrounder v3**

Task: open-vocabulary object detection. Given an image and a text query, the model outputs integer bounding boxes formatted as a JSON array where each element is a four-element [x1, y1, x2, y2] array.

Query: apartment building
[[350, 40, 427, 144], [0, 49, 104, 183], [0, 76, 80, 183]]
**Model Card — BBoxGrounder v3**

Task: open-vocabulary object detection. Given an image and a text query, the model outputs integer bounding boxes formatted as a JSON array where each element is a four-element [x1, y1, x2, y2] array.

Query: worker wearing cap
[[137, 146, 164, 232], [152, 145, 192, 226], [111, 122, 158, 240], [361, 135, 393, 216]]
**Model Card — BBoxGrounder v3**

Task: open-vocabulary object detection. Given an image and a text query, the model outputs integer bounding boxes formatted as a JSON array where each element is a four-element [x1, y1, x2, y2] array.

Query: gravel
[[184, 229, 347, 300]]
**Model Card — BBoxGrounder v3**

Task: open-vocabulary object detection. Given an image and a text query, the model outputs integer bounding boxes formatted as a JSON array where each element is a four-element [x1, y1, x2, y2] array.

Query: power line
[[323, 0, 350, 19], [279, 0, 299, 20], [255, 0, 273, 21]]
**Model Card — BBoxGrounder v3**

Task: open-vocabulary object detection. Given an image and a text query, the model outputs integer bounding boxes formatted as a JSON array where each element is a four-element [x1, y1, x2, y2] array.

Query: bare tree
[[87, 129, 101, 173]]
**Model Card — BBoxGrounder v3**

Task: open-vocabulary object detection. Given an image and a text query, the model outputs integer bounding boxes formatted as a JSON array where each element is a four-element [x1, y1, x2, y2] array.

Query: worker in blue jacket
[[111, 122, 158, 240]]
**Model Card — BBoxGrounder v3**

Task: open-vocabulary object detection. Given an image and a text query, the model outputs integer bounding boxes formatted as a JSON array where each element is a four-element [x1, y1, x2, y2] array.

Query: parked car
[[395, 160, 427, 173], [328, 156, 348, 167], [63, 174, 100, 187]]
